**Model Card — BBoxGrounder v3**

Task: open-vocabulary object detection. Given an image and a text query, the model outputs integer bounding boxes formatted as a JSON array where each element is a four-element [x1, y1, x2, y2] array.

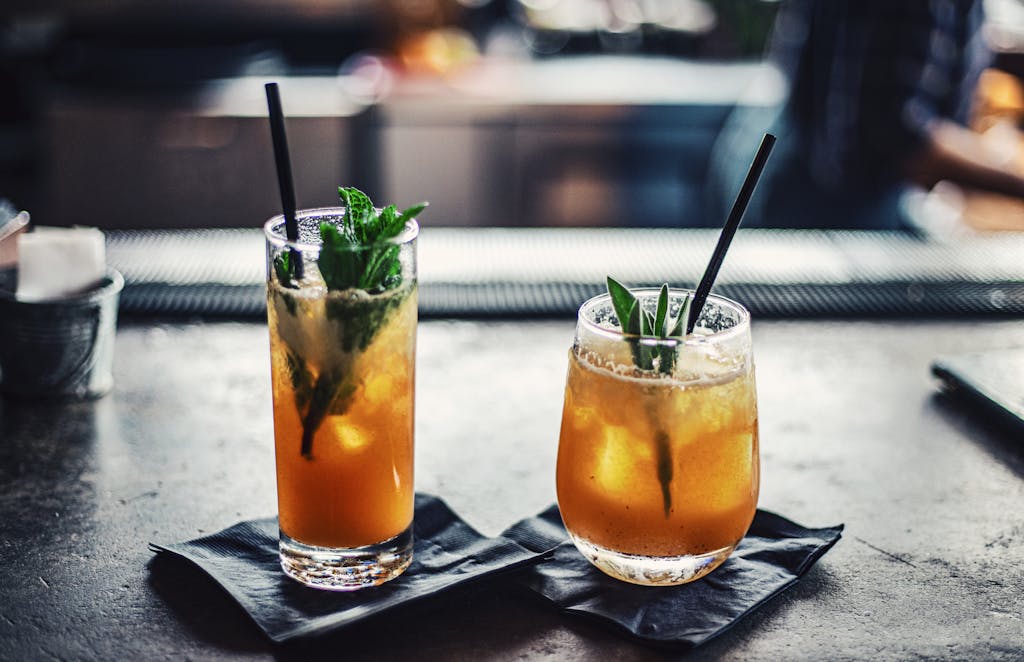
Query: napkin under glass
[[150, 495, 842, 649], [149, 493, 550, 643], [501, 504, 844, 650]]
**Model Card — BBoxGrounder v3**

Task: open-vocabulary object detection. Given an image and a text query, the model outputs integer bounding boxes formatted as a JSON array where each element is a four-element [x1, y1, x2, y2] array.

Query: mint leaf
[[655, 284, 669, 337], [398, 202, 427, 226], [300, 368, 345, 459], [326, 294, 406, 353], [285, 349, 314, 414], [318, 222, 363, 291], [607, 276, 638, 333], [339, 187, 375, 239], [639, 306, 655, 337], [609, 278, 652, 370], [379, 204, 400, 236], [625, 301, 641, 337], [669, 294, 690, 338], [274, 252, 298, 289]]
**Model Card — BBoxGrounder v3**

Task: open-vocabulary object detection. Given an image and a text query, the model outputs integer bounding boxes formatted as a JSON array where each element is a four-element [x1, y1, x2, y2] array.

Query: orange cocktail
[[268, 283, 416, 548], [556, 289, 759, 585], [265, 205, 418, 590]]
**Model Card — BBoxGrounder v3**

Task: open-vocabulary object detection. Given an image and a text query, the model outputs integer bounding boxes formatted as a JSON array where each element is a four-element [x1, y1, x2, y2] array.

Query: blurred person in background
[[708, 0, 1024, 231]]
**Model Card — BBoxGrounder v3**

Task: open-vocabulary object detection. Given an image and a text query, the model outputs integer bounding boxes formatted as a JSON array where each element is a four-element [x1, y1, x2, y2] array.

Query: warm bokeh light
[[398, 27, 480, 75]]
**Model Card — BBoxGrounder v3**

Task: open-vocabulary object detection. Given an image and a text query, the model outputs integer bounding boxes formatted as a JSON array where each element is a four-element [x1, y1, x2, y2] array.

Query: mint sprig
[[606, 277, 691, 375], [277, 187, 426, 460], [318, 188, 426, 293], [606, 276, 693, 517]]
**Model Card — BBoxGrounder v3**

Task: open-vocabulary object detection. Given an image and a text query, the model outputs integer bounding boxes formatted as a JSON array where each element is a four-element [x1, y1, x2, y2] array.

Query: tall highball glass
[[264, 208, 417, 590]]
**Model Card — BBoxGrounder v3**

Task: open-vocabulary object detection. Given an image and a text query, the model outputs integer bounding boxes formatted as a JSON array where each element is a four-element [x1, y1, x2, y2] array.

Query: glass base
[[568, 532, 736, 586], [279, 525, 413, 591]]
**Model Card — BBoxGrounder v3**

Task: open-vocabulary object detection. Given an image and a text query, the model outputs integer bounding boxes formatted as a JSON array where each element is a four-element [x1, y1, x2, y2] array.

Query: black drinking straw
[[265, 82, 303, 279], [686, 133, 776, 334]]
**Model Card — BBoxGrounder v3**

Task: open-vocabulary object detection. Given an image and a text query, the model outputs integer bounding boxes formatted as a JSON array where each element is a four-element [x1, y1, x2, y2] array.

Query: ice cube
[[331, 421, 370, 453], [591, 424, 651, 497]]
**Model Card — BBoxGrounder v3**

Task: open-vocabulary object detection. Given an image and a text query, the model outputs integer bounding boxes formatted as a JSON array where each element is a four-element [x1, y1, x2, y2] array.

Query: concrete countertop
[[1, 316, 1022, 659]]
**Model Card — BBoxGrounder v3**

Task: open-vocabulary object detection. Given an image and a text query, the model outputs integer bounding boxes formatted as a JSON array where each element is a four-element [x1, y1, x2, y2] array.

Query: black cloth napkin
[[148, 493, 550, 643], [502, 505, 844, 650]]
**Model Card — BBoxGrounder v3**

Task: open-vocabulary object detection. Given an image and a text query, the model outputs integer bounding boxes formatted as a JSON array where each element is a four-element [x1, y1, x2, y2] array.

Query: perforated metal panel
[[106, 228, 1024, 319]]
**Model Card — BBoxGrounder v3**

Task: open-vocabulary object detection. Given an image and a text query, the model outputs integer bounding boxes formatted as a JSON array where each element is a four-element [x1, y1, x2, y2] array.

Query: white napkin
[[16, 227, 106, 301]]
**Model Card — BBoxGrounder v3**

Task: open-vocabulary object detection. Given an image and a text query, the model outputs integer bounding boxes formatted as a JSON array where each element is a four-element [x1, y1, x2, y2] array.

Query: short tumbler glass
[[556, 289, 759, 586], [264, 208, 417, 590]]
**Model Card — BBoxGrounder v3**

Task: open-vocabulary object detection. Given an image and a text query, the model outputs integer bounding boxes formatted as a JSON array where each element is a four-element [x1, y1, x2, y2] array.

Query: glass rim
[[263, 207, 420, 251], [577, 288, 751, 347]]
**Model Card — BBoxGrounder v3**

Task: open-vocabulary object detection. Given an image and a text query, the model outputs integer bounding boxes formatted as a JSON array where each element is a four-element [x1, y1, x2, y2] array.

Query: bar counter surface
[[1, 316, 1022, 660]]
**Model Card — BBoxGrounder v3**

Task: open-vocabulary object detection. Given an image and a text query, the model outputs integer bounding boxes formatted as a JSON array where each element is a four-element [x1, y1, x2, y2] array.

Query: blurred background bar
[[1, 0, 1023, 279], [42, 77, 366, 229], [372, 57, 782, 227]]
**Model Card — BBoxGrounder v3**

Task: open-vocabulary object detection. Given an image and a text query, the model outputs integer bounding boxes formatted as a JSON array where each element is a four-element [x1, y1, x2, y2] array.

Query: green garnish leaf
[[274, 251, 298, 289], [398, 202, 427, 225], [655, 284, 669, 337], [285, 349, 314, 414], [300, 368, 346, 459], [639, 305, 655, 337], [607, 277, 691, 345], [287, 187, 427, 460], [607, 277, 639, 334], [606, 277, 694, 374], [669, 294, 691, 338], [338, 187, 375, 241], [379, 205, 400, 237], [625, 301, 640, 336], [318, 222, 361, 291], [318, 188, 427, 294]]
